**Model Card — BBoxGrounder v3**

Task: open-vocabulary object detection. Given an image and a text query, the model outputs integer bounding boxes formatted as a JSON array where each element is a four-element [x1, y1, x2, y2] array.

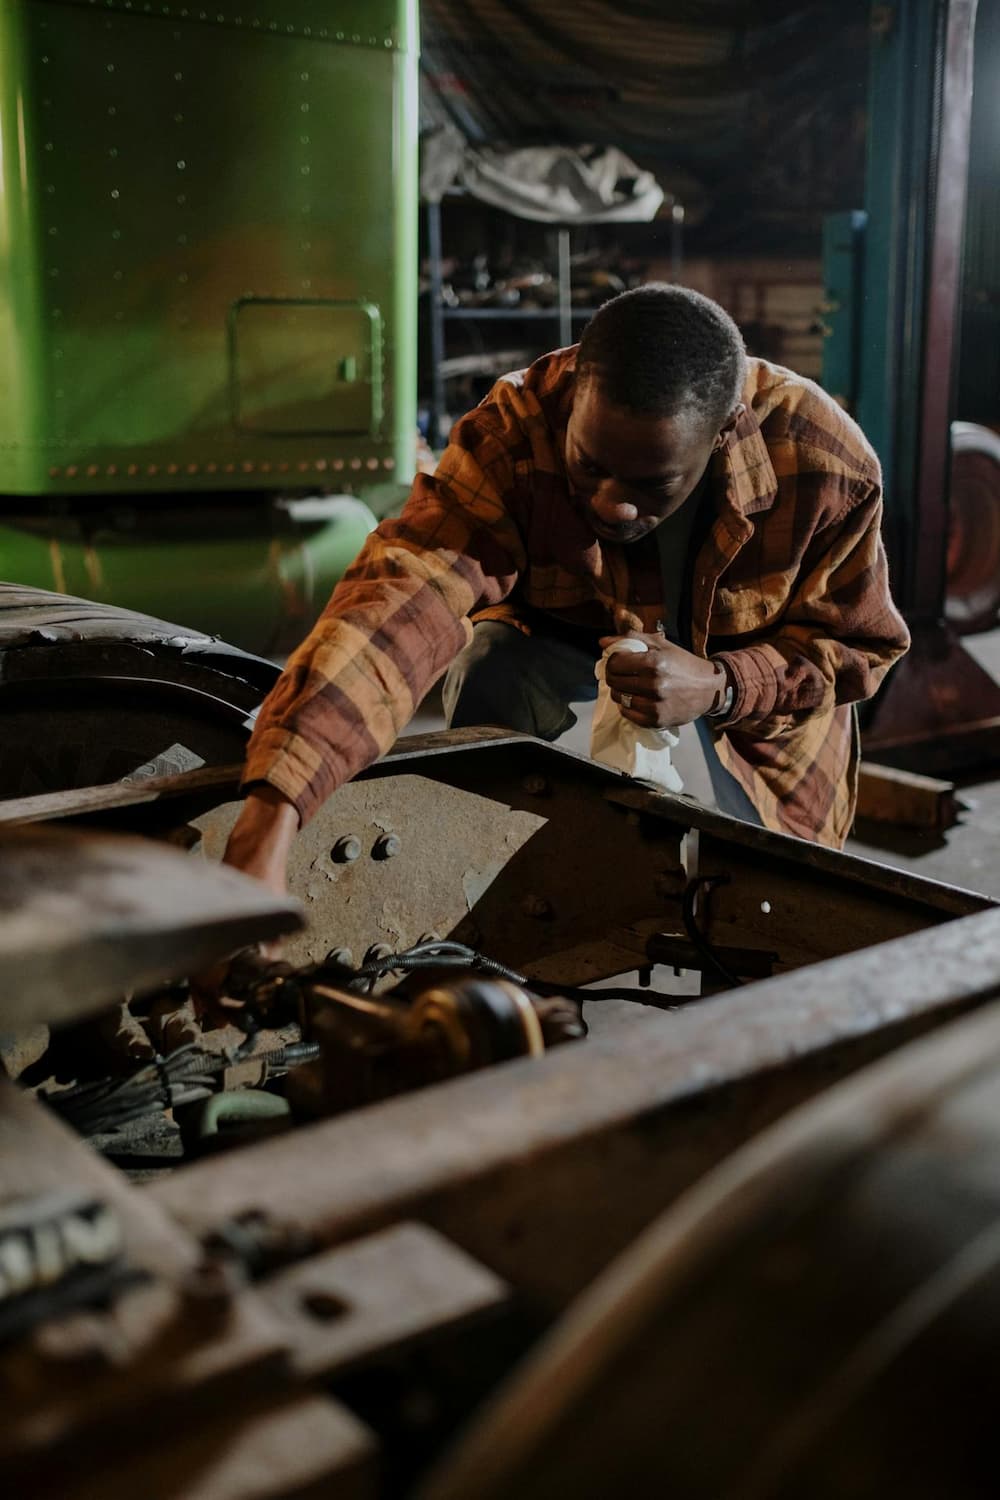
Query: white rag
[[591, 637, 683, 793]]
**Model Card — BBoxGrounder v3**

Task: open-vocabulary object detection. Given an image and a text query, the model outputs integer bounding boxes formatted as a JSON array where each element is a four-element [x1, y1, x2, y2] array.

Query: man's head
[[566, 283, 747, 544]]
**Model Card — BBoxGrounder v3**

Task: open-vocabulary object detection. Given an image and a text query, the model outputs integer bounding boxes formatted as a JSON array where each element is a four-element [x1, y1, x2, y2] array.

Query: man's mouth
[[587, 514, 647, 543]]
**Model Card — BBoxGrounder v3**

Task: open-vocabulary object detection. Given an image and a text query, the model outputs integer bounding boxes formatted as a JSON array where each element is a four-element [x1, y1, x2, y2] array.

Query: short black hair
[[576, 283, 747, 432]]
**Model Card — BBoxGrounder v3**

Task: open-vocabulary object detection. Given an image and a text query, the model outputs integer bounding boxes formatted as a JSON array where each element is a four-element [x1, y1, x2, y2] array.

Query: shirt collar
[[709, 403, 777, 517]]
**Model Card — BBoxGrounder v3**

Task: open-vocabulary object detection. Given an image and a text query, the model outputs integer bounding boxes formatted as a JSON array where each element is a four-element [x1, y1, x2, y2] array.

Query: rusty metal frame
[[184, 731, 991, 988], [146, 904, 1000, 1314], [4, 729, 1000, 1495]]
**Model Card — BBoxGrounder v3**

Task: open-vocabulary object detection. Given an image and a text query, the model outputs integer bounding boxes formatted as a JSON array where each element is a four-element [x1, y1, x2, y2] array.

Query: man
[[225, 284, 909, 896]]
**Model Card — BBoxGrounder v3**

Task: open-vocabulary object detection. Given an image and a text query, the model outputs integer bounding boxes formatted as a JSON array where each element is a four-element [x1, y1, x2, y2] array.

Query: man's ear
[[713, 403, 745, 449]]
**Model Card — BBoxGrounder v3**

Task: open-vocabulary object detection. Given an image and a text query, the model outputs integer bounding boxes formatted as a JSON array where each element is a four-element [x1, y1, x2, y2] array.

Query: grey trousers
[[443, 620, 762, 826]]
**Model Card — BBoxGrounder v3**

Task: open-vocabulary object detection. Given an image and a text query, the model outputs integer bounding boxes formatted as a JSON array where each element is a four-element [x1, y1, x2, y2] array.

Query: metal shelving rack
[[425, 202, 593, 446]]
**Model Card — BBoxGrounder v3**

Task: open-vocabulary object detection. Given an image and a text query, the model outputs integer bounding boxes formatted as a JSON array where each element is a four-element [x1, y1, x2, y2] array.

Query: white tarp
[[422, 127, 665, 224]]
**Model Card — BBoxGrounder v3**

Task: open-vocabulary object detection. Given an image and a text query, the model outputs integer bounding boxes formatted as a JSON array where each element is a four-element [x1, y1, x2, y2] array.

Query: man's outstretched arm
[[224, 394, 529, 897], [222, 784, 300, 897]]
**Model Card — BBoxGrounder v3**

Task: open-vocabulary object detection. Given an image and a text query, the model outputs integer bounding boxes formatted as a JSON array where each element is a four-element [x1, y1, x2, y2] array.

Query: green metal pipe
[[0, 496, 377, 656]]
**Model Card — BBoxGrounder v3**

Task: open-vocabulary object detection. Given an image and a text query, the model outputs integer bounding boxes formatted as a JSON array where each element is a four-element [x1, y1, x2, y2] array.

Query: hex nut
[[331, 835, 362, 863]]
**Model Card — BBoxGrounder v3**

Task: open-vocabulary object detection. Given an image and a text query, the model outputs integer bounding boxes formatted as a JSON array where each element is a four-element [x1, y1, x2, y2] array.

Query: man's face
[[565, 378, 724, 545]]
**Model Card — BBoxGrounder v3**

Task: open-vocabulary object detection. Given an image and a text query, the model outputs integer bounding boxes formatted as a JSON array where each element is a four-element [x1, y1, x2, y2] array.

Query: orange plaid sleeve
[[715, 482, 906, 734], [243, 405, 528, 825]]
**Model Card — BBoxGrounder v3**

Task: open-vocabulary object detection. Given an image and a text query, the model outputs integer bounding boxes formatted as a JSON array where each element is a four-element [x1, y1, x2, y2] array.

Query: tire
[[945, 421, 1000, 635], [0, 585, 279, 798]]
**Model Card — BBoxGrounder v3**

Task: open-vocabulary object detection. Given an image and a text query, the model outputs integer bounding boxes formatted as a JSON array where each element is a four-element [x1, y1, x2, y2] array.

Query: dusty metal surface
[[147, 906, 1000, 1314], [0, 764, 243, 829], [0, 1083, 512, 1499], [0, 827, 302, 1028], [258, 1223, 507, 1382], [186, 732, 991, 986], [52, 1395, 376, 1500]]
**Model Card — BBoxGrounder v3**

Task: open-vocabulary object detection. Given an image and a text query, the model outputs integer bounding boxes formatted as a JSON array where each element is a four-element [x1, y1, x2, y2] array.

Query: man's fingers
[[620, 705, 660, 728], [613, 691, 660, 724], [606, 657, 658, 683]]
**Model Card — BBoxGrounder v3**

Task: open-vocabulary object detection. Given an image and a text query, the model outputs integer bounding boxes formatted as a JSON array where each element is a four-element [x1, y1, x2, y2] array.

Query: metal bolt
[[363, 942, 395, 966], [372, 833, 401, 860], [180, 1256, 241, 1313], [331, 835, 361, 864], [522, 773, 549, 796], [521, 895, 552, 920]]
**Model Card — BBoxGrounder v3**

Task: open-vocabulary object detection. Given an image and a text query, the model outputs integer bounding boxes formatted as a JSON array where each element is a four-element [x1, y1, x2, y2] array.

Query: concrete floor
[[848, 628, 1000, 900]]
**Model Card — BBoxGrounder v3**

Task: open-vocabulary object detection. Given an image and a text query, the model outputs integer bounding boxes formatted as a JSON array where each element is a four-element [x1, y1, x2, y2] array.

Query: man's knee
[[443, 623, 574, 739], [443, 624, 535, 730]]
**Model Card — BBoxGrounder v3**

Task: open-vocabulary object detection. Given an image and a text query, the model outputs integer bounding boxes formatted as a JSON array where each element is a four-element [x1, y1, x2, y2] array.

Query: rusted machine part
[[861, 621, 1000, 774], [945, 421, 1000, 634], [419, 995, 1000, 1500], [223, 952, 564, 1120], [0, 1081, 508, 1500], [148, 905, 1000, 1319]]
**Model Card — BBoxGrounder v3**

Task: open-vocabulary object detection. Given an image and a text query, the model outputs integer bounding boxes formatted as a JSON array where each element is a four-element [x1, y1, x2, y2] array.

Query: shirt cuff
[[711, 646, 782, 724], [242, 725, 344, 828]]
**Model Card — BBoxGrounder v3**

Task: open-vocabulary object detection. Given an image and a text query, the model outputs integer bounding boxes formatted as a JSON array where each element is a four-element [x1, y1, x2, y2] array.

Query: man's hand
[[600, 633, 727, 729], [191, 785, 300, 1022], [222, 784, 300, 897]]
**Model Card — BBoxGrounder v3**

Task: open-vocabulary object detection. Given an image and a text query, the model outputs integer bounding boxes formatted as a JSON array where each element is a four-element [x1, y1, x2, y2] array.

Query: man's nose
[[591, 481, 639, 525]]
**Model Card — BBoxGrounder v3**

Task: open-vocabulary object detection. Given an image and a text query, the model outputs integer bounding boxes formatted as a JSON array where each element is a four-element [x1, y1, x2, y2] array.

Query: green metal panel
[[0, 0, 419, 496], [232, 299, 383, 435]]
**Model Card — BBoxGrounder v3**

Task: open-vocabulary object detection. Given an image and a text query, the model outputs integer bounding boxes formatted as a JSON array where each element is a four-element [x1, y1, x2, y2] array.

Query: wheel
[[945, 421, 1000, 635], [0, 585, 279, 798]]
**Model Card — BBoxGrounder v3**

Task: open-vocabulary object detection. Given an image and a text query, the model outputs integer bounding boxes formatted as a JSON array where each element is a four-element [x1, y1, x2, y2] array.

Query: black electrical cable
[[45, 1040, 321, 1138], [680, 876, 746, 989], [324, 938, 530, 992], [324, 939, 684, 1010]]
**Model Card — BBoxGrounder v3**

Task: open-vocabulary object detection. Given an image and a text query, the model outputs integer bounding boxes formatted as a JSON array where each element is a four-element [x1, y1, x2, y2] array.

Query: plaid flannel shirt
[[245, 349, 910, 847]]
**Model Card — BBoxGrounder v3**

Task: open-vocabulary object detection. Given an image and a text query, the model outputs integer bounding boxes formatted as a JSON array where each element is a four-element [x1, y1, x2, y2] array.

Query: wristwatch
[[706, 663, 734, 721]]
